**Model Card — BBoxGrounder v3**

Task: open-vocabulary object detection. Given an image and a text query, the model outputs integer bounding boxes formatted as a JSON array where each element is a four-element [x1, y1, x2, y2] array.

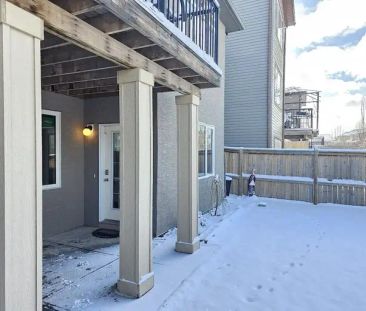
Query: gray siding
[[42, 91, 85, 237], [271, 0, 285, 146], [224, 0, 270, 147]]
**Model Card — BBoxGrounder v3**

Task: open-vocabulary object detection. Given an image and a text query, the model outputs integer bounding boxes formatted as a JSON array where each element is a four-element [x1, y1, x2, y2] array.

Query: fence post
[[313, 148, 319, 205], [238, 149, 244, 196]]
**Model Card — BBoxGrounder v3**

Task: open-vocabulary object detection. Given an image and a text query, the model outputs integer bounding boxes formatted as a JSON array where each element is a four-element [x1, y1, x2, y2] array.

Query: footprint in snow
[[289, 262, 295, 268], [255, 285, 262, 290], [269, 287, 275, 293]]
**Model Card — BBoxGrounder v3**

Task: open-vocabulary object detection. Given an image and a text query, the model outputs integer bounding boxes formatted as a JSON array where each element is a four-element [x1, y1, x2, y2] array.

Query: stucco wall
[[83, 96, 119, 227], [42, 91, 85, 237], [155, 21, 226, 236]]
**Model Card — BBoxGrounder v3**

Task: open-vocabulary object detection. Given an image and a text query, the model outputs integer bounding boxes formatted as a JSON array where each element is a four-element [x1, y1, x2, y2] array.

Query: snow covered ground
[[43, 196, 366, 310]]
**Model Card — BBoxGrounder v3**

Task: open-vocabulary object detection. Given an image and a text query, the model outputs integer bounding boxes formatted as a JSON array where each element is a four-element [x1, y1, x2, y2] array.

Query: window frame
[[42, 109, 62, 190], [198, 122, 215, 179], [275, 0, 285, 48], [273, 64, 283, 108]]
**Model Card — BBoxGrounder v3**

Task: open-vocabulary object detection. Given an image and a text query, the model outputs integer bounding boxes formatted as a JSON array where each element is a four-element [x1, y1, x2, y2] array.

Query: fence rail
[[225, 147, 366, 206]]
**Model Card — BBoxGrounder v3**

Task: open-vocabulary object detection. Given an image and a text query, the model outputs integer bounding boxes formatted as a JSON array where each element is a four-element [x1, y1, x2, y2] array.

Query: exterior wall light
[[83, 124, 94, 137]]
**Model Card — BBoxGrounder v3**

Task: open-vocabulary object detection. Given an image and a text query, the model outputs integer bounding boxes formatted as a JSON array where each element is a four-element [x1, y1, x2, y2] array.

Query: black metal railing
[[284, 108, 314, 129], [147, 0, 219, 63]]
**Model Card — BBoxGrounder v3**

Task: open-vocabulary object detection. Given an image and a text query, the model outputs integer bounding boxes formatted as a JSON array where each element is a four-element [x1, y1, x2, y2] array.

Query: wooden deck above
[[9, 0, 223, 98]]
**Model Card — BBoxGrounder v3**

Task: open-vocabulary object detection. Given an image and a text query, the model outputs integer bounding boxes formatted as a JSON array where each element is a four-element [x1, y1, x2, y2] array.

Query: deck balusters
[[148, 0, 219, 63]]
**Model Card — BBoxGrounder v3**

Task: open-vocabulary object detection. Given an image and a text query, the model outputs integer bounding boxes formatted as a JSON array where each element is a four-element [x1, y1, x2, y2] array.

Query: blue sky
[[297, 0, 319, 12], [286, 0, 366, 134]]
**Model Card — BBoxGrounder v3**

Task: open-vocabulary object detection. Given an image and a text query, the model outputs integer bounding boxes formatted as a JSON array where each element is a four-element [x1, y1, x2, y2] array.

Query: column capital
[[175, 94, 200, 106], [0, 2, 44, 40], [117, 68, 154, 86]]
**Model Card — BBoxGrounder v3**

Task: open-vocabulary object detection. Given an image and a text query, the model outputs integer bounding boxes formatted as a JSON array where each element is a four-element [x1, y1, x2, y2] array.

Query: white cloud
[[286, 0, 366, 134], [291, 0, 366, 48]]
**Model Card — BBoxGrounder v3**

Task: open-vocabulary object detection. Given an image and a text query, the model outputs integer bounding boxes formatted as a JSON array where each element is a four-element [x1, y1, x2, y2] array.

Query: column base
[[175, 237, 200, 254], [116, 272, 154, 298]]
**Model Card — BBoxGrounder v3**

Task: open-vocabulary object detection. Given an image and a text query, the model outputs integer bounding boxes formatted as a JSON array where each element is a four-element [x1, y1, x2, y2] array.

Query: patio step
[[99, 219, 120, 231]]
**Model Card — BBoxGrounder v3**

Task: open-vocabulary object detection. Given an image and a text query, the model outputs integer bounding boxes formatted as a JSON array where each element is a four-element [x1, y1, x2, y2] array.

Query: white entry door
[[99, 124, 120, 221]]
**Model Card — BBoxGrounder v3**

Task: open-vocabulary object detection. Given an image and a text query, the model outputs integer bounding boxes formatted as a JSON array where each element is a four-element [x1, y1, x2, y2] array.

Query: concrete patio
[[42, 197, 241, 310]]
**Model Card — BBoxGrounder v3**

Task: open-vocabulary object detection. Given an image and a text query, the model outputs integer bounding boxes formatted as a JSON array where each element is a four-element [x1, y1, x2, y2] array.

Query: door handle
[[104, 178, 109, 182]]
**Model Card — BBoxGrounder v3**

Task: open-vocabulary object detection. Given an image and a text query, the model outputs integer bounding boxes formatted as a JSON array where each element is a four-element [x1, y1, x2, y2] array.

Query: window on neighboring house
[[198, 123, 215, 178], [273, 65, 283, 107], [42, 110, 61, 189], [275, 0, 284, 47]]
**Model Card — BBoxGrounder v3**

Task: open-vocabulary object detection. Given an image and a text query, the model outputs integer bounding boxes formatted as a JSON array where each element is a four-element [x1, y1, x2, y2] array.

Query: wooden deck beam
[[10, 0, 200, 95], [97, 0, 221, 87], [50, 0, 101, 15], [41, 57, 119, 78], [42, 67, 120, 86], [41, 14, 133, 50]]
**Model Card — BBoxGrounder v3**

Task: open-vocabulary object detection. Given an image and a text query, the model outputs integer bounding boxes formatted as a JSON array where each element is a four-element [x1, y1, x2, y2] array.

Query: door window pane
[[198, 125, 206, 177], [112, 132, 120, 209], [207, 127, 214, 174], [198, 123, 215, 177], [42, 114, 57, 186]]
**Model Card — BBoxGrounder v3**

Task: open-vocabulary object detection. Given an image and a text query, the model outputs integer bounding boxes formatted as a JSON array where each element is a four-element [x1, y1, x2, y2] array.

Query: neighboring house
[[0, 0, 243, 307], [284, 88, 320, 144], [224, 0, 295, 148], [331, 129, 366, 148]]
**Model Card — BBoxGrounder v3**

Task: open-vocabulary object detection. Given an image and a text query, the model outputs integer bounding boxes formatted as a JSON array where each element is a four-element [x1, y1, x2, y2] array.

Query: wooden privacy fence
[[224, 147, 366, 206]]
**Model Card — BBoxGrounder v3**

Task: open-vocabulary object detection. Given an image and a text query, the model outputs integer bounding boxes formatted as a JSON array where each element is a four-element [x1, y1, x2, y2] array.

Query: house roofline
[[218, 0, 244, 33]]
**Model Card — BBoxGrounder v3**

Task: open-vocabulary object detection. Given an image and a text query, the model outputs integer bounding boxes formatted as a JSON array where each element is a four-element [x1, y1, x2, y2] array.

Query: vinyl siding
[[224, 0, 270, 147], [271, 0, 285, 145]]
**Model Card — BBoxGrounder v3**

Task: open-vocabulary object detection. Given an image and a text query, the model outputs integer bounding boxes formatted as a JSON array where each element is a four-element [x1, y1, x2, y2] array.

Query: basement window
[[198, 123, 215, 178], [42, 110, 61, 190]]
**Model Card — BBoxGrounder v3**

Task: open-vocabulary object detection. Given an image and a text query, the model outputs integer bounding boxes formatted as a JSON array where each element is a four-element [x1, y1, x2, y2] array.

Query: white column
[[0, 2, 43, 310], [117, 68, 154, 298], [175, 94, 200, 254]]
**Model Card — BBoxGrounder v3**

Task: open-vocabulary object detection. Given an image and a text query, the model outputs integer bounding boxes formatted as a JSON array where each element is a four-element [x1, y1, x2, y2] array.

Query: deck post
[[175, 94, 200, 254], [0, 2, 43, 310], [117, 68, 154, 298]]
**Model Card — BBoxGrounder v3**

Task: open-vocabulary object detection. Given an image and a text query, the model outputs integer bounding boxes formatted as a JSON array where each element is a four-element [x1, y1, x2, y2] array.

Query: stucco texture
[[155, 21, 226, 236], [42, 91, 85, 237]]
